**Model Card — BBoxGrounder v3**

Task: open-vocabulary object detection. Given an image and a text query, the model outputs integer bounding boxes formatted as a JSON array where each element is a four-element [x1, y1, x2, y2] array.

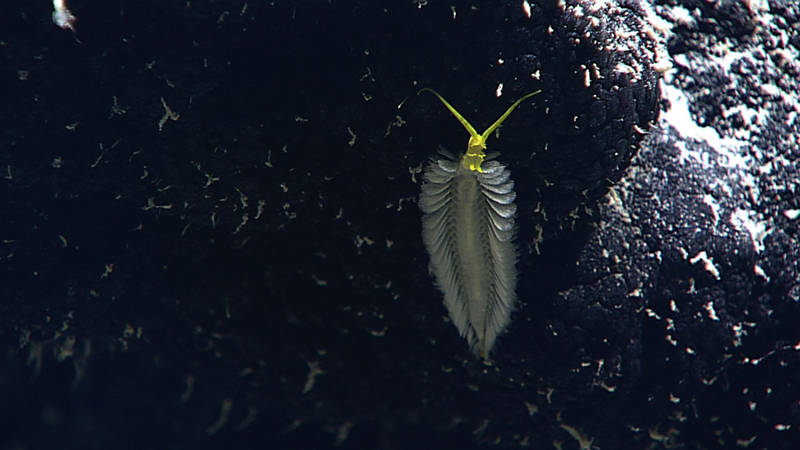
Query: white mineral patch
[[667, 6, 696, 28], [730, 209, 770, 254], [659, 82, 749, 171]]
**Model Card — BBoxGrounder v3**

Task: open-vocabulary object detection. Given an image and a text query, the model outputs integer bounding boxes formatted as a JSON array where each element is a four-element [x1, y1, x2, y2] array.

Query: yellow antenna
[[419, 88, 541, 172]]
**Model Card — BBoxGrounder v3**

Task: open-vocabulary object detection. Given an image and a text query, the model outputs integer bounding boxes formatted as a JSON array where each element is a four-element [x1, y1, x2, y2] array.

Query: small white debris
[[495, 83, 503, 98], [522, 0, 531, 18], [282, 203, 296, 220], [233, 213, 249, 234], [235, 188, 249, 209], [689, 251, 721, 280], [591, 63, 601, 80], [311, 274, 328, 286], [264, 149, 273, 168], [754, 264, 769, 281], [653, 59, 673, 74], [359, 67, 373, 82], [408, 163, 423, 183], [141, 198, 172, 211], [731, 322, 746, 347], [55, 335, 76, 361], [109, 96, 127, 118], [668, 5, 696, 27], [302, 360, 324, 394], [334, 421, 353, 446], [205, 398, 233, 435], [784, 209, 800, 220], [180, 374, 195, 403], [158, 97, 180, 132], [615, 61, 636, 78], [644, 308, 661, 320], [370, 326, 388, 337], [255, 200, 265, 219], [703, 301, 720, 321], [702, 194, 720, 226], [203, 172, 220, 188], [52, 0, 77, 31], [354, 234, 375, 248], [383, 114, 406, 137], [100, 263, 114, 279], [559, 421, 594, 450], [216, 11, 230, 24]]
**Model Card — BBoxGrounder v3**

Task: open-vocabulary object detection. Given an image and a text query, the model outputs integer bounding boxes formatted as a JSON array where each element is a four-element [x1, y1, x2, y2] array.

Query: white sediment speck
[[702, 194, 720, 226], [704, 301, 720, 321], [689, 251, 721, 280], [52, 0, 77, 31]]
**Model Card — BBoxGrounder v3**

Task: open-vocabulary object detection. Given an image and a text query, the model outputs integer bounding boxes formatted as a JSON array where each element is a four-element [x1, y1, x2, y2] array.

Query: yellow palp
[[419, 88, 541, 172]]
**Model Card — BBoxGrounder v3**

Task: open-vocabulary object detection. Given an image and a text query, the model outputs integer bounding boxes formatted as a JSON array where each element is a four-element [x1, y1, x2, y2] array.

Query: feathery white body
[[419, 154, 518, 358]]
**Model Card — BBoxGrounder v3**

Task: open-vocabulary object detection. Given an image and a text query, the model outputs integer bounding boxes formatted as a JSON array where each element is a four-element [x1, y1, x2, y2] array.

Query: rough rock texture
[[1, 0, 798, 448]]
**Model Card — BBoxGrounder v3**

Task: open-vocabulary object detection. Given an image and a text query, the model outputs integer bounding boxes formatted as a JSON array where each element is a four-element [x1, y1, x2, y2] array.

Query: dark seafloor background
[[2, 0, 800, 449]]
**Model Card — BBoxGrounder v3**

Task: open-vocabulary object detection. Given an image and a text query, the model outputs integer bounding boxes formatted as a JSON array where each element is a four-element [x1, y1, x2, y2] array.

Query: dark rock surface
[[1, 0, 797, 448]]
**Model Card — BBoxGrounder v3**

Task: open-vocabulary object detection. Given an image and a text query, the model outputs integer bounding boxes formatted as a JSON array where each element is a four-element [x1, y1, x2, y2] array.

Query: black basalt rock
[[6, 0, 799, 448]]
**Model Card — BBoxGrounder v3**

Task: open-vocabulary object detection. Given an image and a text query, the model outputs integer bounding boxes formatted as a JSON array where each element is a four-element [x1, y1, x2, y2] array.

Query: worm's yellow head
[[419, 88, 541, 172]]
